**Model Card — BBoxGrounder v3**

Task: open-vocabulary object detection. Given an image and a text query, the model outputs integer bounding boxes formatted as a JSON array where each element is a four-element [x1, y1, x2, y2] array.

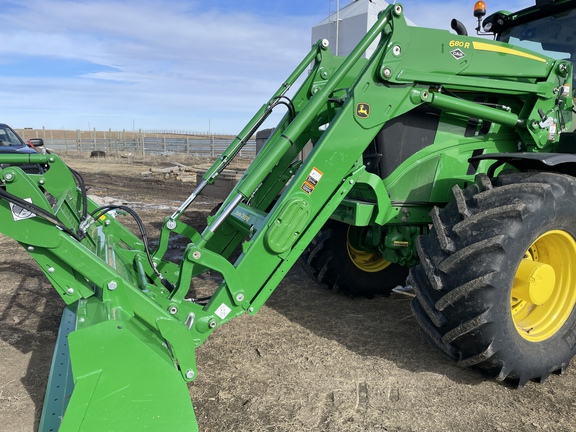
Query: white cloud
[[0, 0, 548, 132], [0, 0, 319, 131]]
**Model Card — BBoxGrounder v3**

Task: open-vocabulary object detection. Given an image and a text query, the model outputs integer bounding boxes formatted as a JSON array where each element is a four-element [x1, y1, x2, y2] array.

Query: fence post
[[76, 130, 81, 152], [186, 137, 190, 156], [211, 136, 215, 158], [64, 130, 69, 154], [163, 136, 167, 154], [139, 129, 144, 155]]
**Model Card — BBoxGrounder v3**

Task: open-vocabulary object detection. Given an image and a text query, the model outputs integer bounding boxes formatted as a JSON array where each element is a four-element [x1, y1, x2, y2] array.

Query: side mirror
[[28, 138, 44, 147]]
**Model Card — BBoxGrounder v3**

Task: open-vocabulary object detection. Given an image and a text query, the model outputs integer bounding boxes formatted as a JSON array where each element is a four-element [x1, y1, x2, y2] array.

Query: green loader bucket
[[39, 301, 197, 431]]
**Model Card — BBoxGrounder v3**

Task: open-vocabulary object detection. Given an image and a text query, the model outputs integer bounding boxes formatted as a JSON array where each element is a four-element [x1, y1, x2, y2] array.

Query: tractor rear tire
[[301, 220, 408, 297], [410, 172, 576, 386]]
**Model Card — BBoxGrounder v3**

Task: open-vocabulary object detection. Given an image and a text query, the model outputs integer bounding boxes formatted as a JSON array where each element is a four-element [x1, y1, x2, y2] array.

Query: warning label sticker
[[301, 182, 314, 194], [301, 167, 323, 195], [10, 198, 36, 221], [215, 303, 232, 320]]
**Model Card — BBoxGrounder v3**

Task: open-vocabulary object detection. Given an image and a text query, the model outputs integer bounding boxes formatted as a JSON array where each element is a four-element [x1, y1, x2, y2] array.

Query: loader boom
[[0, 2, 573, 430]]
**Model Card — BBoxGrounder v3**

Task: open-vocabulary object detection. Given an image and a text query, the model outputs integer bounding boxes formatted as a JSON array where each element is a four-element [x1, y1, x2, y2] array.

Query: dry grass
[[58, 151, 252, 170], [15, 129, 235, 141]]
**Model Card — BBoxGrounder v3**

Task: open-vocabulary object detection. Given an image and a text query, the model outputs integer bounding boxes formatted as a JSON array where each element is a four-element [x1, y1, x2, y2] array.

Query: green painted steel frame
[[0, 3, 572, 431]]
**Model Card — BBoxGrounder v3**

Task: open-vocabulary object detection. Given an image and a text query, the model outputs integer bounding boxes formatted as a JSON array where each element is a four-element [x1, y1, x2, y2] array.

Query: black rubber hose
[[90, 205, 175, 291], [0, 187, 81, 241]]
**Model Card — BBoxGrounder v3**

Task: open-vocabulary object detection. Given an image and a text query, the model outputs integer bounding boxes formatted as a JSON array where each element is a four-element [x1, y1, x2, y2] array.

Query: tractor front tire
[[410, 172, 576, 386], [301, 220, 408, 297]]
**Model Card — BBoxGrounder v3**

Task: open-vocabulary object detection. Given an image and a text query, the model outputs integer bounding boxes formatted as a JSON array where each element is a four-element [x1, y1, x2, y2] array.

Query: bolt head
[[192, 251, 201, 260], [169, 306, 178, 315], [48, 267, 55, 274], [209, 320, 217, 329], [185, 370, 195, 379], [166, 219, 177, 230], [108, 281, 118, 291], [236, 294, 244, 302], [67, 287, 75, 295]]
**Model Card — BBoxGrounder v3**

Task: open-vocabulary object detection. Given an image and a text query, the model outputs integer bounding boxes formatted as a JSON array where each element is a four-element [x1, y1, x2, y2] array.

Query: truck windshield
[[498, 8, 576, 65], [0, 125, 26, 147]]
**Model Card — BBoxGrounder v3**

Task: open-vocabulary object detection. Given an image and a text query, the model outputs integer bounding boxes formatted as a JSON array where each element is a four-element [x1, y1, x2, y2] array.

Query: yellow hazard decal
[[472, 41, 546, 63], [356, 103, 370, 118], [301, 167, 323, 195]]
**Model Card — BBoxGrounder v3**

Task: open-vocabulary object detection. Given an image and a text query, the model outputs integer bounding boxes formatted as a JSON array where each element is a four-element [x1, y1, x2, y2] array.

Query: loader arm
[[0, 3, 572, 431]]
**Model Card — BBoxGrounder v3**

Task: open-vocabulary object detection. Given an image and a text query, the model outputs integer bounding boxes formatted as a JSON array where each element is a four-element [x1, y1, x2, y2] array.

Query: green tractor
[[0, 1, 575, 430]]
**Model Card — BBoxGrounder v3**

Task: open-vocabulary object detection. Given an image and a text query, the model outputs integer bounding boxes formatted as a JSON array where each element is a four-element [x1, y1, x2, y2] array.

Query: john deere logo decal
[[356, 103, 370, 118], [450, 49, 465, 59]]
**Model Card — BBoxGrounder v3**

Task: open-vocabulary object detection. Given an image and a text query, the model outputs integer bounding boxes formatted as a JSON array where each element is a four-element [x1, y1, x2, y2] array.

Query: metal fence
[[16, 129, 256, 158]]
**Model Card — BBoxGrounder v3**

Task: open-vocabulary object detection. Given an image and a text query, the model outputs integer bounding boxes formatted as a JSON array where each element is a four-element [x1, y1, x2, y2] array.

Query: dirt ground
[[1, 155, 576, 432]]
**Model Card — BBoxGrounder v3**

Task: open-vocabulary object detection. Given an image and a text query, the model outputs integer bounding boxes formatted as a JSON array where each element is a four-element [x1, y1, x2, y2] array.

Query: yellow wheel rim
[[346, 228, 391, 273], [511, 230, 576, 342]]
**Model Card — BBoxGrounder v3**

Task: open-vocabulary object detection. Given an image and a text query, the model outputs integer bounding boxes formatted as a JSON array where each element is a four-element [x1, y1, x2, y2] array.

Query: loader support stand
[[165, 39, 325, 229]]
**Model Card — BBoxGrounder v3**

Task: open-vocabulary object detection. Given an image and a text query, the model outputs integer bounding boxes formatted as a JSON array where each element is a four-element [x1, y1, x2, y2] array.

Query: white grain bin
[[312, 0, 415, 58]]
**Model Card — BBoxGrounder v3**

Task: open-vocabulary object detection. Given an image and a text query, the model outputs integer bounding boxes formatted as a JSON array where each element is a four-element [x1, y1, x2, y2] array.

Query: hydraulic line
[[91, 204, 175, 291], [69, 167, 88, 221], [0, 187, 81, 241]]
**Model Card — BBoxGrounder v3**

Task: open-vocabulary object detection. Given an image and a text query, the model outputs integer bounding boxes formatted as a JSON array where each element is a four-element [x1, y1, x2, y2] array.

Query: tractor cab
[[475, 0, 576, 133], [477, 1, 576, 80]]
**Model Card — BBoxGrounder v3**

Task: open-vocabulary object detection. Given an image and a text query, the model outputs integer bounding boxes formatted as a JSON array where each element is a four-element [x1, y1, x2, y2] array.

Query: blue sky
[[0, 0, 533, 134]]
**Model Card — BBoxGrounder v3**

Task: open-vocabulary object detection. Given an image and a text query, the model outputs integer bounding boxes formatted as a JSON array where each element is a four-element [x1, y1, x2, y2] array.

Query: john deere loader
[[1, 1, 575, 430]]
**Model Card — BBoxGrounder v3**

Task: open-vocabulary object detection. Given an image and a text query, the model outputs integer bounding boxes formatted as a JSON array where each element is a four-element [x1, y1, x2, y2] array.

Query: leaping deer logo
[[356, 103, 370, 118]]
